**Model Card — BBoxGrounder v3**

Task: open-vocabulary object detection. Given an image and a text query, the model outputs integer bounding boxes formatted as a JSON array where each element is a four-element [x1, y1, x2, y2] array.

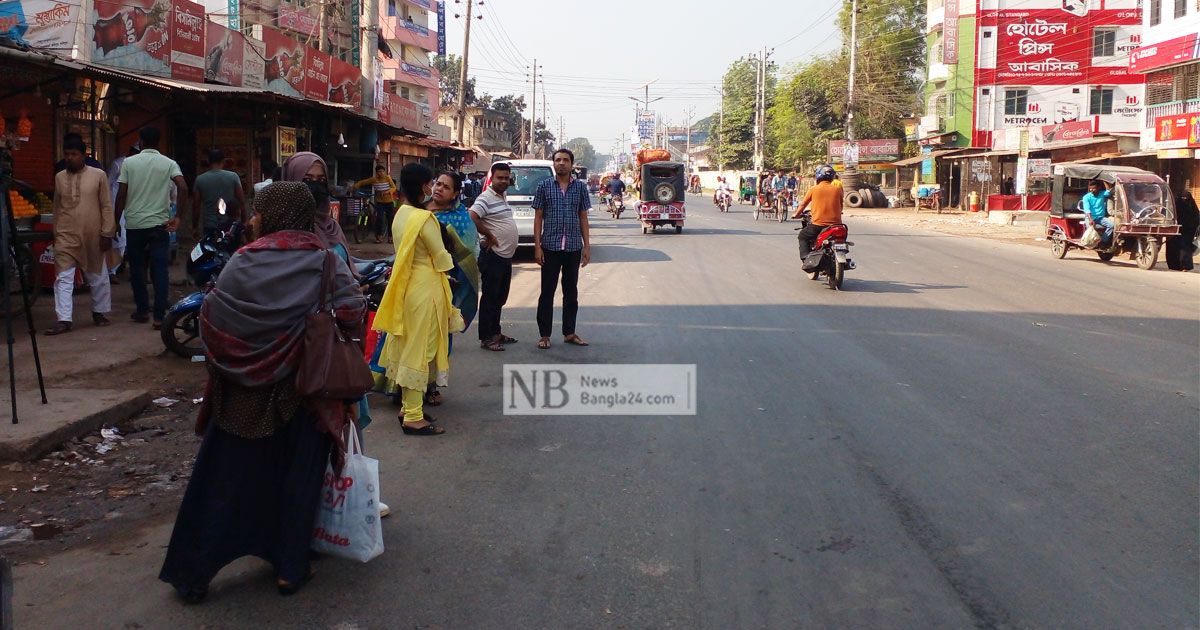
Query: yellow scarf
[[372, 205, 463, 337]]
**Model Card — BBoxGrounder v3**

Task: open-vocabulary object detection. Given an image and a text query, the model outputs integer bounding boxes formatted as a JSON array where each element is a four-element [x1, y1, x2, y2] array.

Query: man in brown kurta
[[46, 137, 115, 335]]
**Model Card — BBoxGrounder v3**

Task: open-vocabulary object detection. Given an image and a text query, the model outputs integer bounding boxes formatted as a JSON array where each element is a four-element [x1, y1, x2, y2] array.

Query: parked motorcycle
[[796, 210, 855, 290]]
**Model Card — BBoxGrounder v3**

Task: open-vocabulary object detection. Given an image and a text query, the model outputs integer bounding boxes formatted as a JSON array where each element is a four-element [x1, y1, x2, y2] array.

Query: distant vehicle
[[486, 159, 555, 248], [635, 161, 686, 234]]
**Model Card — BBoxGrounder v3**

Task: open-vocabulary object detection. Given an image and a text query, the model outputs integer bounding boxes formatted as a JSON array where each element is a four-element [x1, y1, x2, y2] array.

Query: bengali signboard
[[828, 139, 900, 164], [328, 56, 362, 108], [994, 10, 1141, 86], [436, 0, 445, 56], [0, 0, 82, 58], [204, 20, 243, 85], [943, 0, 958, 64], [242, 35, 264, 89], [1129, 32, 1199, 73], [278, 125, 297, 160], [1155, 113, 1200, 149], [277, 4, 317, 38], [169, 0, 203, 81], [303, 48, 332, 101], [1028, 158, 1052, 178], [636, 111, 655, 141], [379, 92, 422, 131], [262, 26, 304, 97], [91, 0, 171, 75]]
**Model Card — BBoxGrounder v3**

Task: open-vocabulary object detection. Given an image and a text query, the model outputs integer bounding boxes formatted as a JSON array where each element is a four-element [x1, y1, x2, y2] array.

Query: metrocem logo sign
[[504, 364, 697, 416]]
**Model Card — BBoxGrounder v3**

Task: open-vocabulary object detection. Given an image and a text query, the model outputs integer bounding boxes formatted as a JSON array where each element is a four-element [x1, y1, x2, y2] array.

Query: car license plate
[[514, 209, 534, 218], [833, 244, 849, 251], [189, 244, 204, 262]]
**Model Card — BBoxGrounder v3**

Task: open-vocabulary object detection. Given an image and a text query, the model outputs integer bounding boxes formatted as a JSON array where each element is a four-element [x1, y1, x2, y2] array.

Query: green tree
[[714, 58, 775, 170], [433, 54, 475, 109], [490, 94, 528, 154], [563, 137, 598, 170]]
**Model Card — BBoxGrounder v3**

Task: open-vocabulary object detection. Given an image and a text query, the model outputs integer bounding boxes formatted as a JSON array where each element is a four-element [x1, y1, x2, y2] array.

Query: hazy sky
[[442, 0, 844, 154]]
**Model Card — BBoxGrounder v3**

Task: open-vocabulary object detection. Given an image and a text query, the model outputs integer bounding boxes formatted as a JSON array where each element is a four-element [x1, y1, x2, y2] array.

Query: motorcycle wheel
[[161, 308, 204, 358], [1050, 233, 1068, 259], [1097, 251, 1115, 262], [827, 259, 844, 290]]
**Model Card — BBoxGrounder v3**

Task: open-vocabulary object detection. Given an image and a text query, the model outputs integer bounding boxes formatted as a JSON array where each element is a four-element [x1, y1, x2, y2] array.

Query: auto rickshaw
[[635, 161, 686, 234], [1047, 164, 1179, 270], [737, 172, 757, 204]]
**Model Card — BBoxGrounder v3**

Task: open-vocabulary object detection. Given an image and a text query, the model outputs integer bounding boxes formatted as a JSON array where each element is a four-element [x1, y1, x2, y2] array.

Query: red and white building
[[972, 0, 1145, 150]]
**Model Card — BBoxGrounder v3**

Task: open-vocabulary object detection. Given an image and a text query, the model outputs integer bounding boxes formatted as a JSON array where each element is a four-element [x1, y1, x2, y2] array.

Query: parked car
[[486, 159, 555, 248]]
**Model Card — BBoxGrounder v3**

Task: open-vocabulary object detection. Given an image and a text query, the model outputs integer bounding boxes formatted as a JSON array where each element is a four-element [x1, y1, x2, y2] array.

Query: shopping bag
[[1081, 224, 1102, 248], [312, 426, 384, 562]]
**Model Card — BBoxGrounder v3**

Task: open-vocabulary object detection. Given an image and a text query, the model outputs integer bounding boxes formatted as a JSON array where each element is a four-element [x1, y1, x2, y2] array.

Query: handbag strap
[[317, 249, 337, 313]]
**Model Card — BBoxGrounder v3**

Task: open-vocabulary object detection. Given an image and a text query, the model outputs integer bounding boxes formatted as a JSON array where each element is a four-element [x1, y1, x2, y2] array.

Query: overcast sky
[[441, 0, 844, 155]]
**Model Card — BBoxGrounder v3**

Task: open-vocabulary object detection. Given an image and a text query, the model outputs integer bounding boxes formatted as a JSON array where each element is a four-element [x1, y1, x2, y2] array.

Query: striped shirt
[[469, 187, 518, 258], [532, 177, 590, 252]]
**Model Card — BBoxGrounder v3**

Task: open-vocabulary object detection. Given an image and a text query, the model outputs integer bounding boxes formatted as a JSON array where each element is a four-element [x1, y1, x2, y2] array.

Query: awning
[[1042, 136, 1118, 152], [134, 76, 268, 94], [892, 149, 967, 166], [1061, 150, 1158, 164], [967, 149, 1019, 158]]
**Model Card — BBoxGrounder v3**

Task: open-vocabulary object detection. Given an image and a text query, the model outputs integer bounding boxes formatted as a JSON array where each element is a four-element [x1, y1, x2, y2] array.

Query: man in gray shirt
[[470, 162, 519, 351], [192, 149, 244, 237]]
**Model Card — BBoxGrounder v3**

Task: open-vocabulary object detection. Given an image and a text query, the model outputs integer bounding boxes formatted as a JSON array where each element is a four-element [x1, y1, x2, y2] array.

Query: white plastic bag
[[1081, 224, 1102, 249], [312, 426, 384, 562]]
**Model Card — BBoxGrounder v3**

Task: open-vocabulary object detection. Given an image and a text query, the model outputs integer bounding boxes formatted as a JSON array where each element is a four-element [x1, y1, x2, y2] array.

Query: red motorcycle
[[796, 210, 855, 290]]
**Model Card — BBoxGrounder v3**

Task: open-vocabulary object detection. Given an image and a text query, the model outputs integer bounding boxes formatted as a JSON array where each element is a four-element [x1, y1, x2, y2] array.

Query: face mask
[[305, 180, 329, 204]]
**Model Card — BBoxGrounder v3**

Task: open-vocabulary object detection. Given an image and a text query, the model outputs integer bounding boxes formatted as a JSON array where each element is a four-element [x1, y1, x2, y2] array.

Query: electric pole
[[558, 117, 564, 147], [846, 0, 859, 145], [527, 59, 540, 157], [629, 80, 662, 146], [541, 80, 548, 157], [683, 106, 695, 171], [454, 0, 481, 145], [748, 48, 772, 172], [714, 86, 725, 172]]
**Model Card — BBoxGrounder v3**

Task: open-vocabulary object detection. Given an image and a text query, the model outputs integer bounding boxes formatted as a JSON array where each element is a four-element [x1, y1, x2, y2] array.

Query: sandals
[[402, 422, 445, 436], [537, 337, 551, 349], [424, 387, 444, 407], [564, 334, 589, 347], [498, 335, 518, 345], [277, 568, 317, 596], [481, 339, 505, 351], [44, 321, 72, 336]]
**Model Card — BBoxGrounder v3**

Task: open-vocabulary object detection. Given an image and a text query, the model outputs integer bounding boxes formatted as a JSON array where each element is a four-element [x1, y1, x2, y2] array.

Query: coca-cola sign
[[91, 0, 171, 76], [1039, 120, 1093, 144], [204, 20, 244, 86]]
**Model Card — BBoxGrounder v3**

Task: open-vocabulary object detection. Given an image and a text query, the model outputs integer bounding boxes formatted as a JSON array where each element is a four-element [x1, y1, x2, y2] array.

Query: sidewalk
[[1, 257, 206, 460]]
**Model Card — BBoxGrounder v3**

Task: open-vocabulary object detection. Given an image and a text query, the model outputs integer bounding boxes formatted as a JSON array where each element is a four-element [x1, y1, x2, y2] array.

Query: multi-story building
[[1128, 0, 1199, 194], [921, 0, 1146, 149], [436, 106, 513, 152], [378, 0, 441, 121]]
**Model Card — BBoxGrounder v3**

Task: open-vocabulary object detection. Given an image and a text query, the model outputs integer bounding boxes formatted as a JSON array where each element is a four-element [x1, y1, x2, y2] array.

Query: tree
[[714, 58, 775, 170], [563, 137, 598, 170], [433, 54, 475, 109], [490, 94, 528, 154]]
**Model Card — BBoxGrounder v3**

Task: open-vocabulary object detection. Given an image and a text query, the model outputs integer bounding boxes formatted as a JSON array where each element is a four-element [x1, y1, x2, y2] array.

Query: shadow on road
[[844, 280, 968, 294], [591, 245, 672, 263]]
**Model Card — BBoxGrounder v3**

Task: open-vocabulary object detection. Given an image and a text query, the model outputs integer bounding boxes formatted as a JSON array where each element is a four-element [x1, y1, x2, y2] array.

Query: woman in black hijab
[[1167, 190, 1198, 271]]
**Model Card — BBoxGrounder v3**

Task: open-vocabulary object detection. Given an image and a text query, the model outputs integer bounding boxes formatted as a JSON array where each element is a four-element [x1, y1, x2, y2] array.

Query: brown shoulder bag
[[296, 250, 374, 399]]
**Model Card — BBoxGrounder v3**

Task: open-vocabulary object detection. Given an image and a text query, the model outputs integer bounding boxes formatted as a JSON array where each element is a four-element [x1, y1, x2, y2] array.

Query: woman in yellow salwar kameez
[[373, 163, 463, 436]]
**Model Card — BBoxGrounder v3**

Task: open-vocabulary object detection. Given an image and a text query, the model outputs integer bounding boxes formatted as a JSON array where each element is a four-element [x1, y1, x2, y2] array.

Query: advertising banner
[[242, 35, 264, 89], [636, 111, 655, 141], [0, 0, 82, 58], [1036, 119, 1093, 146], [1129, 32, 1199, 73], [277, 4, 317, 38], [204, 20, 243, 86], [828, 139, 900, 164], [262, 26, 304, 97], [1155, 113, 1200, 149], [169, 0, 204, 81], [303, 47, 332, 101], [91, 0, 171, 75], [328, 56, 362, 108], [380, 93, 422, 131], [1028, 158, 1052, 178], [436, 0, 445, 56], [278, 126, 297, 161], [992, 9, 1141, 86], [943, 0, 957, 64]]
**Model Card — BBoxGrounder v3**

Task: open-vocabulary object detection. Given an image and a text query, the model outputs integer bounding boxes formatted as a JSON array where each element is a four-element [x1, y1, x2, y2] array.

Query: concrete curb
[[0, 389, 151, 462]]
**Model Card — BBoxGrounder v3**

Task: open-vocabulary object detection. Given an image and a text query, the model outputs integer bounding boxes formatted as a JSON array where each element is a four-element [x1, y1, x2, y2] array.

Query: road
[[15, 195, 1199, 629]]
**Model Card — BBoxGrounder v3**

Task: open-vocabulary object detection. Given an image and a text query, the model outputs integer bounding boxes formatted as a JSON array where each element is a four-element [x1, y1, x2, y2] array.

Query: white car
[[488, 159, 598, 248]]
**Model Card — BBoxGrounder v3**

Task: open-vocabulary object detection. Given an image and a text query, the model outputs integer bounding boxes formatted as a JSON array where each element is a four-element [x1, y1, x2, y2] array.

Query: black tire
[[846, 191, 865, 208], [1097, 251, 1116, 262], [161, 307, 204, 358], [827, 259, 844, 290], [675, 225, 682, 234], [1050, 233, 1068, 259], [1135, 237, 1161, 270], [5, 243, 40, 317], [872, 190, 888, 208], [859, 188, 875, 208]]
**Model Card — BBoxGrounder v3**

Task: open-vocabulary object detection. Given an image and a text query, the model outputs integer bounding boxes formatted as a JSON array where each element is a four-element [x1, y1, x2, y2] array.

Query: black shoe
[[131, 311, 150, 323]]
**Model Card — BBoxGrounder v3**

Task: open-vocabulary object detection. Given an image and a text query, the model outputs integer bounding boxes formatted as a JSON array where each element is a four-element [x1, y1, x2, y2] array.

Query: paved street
[[15, 197, 1199, 628]]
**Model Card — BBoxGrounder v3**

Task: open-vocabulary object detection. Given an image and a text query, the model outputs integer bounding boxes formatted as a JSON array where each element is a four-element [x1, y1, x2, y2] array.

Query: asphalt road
[[16, 195, 1200, 629]]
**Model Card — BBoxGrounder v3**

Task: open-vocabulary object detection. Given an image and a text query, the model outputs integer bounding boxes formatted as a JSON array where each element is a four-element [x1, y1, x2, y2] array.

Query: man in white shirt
[[469, 162, 519, 351]]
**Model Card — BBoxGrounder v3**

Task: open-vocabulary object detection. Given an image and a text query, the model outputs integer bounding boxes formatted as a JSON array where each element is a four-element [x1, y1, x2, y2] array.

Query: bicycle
[[344, 192, 375, 244]]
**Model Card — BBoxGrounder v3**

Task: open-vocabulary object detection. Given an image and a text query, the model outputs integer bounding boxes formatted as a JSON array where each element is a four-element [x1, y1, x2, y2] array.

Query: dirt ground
[[846, 205, 1046, 245]]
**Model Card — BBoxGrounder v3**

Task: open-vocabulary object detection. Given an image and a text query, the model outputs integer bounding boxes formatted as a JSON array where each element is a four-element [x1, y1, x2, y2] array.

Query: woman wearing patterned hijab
[[159, 182, 366, 601]]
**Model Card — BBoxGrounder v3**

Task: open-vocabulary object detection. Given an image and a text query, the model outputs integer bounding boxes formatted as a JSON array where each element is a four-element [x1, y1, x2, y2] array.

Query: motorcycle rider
[[607, 173, 627, 208], [715, 176, 733, 208], [794, 164, 844, 260]]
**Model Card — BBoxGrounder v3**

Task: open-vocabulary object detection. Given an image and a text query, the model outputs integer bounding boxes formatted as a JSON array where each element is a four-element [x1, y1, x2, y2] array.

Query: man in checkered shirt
[[532, 148, 591, 349]]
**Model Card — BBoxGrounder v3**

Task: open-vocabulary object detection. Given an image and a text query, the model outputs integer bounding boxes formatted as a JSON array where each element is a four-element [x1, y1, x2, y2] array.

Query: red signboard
[[1129, 32, 1200, 73], [204, 21, 245, 86], [91, 0, 171, 76], [277, 5, 318, 38], [991, 9, 1140, 86], [169, 0, 204, 81], [328, 57, 362, 108], [262, 26, 305, 97], [1155, 113, 1200, 148], [303, 48, 332, 101], [380, 92, 423, 131], [1039, 120, 1093, 144], [943, 0, 958, 64]]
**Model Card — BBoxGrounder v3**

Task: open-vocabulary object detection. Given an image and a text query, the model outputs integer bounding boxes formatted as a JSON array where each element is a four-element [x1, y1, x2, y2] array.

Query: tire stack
[[844, 186, 889, 209]]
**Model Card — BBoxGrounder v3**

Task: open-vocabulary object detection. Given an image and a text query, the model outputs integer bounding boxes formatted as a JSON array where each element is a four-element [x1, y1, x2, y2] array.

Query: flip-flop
[[481, 339, 505, 351], [499, 335, 518, 344], [563, 335, 589, 346], [537, 337, 551, 349]]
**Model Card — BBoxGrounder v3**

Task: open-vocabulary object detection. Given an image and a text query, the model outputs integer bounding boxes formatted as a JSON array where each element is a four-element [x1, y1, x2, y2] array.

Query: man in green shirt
[[192, 148, 244, 237], [114, 126, 189, 327]]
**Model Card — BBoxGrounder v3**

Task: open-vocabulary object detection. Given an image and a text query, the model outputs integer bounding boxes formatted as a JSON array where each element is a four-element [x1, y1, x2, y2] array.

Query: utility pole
[[714, 86, 724, 172], [454, 0, 479, 145], [541, 80, 548, 157], [527, 59, 539, 158], [683, 106, 695, 172], [749, 48, 772, 172], [629, 80, 662, 146], [846, 0, 859, 145], [558, 117, 564, 147]]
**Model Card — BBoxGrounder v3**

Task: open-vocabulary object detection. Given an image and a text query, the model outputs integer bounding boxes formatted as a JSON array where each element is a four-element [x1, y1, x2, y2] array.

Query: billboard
[[1155, 113, 1200, 149], [943, 0, 958, 64], [988, 8, 1141, 87], [828, 139, 901, 164], [262, 26, 304, 97], [277, 4, 317, 38], [328, 56, 362, 108], [242, 35, 264, 89], [303, 47, 332, 101], [204, 20, 243, 86], [169, 0, 204, 81], [91, 0, 171, 75], [636, 111, 655, 141], [0, 0, 83, 59]]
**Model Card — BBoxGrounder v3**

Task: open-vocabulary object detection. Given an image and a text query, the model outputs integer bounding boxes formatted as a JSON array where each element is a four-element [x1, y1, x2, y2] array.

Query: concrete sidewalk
[[0, 388, 150, 461]]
